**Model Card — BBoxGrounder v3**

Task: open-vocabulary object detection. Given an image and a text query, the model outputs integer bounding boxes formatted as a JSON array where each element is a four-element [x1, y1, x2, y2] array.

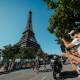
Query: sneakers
[[37, 72, 39, 73], [37, 70, 39, 73]]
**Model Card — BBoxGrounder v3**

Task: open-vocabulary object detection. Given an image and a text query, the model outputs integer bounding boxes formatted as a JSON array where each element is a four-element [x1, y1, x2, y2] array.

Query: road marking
[[41, 76, 47, 80], [10, 75, 24, 80]]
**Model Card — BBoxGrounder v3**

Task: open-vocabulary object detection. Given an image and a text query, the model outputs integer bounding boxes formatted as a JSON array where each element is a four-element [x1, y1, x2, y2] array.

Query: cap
[[68, 30, 76, 35]]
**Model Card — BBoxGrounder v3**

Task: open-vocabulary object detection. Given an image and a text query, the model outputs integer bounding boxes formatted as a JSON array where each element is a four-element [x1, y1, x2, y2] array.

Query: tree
[[19, 47, 37, 59], [43, 52, 48, 59], [41, 0, 80, 14], [41, 0, 80, 46], [0, 44, 14, 60], [37, 49, 44, 58], [26, 47, 37, 59]]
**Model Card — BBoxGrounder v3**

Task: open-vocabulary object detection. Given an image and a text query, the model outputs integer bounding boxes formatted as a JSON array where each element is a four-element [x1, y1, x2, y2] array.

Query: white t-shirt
[[72, 38, 80, 54]]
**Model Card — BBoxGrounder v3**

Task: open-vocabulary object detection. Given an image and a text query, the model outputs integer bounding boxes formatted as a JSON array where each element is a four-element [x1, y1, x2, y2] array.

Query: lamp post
[[36, 53, 39, 60]]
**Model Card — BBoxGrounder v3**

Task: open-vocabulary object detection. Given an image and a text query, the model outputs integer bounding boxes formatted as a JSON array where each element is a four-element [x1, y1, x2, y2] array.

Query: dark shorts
[[32, 65, 35, 67]]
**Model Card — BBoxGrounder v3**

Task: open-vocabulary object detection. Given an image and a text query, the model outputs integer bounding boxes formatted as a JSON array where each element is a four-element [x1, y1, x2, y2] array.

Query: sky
[[0, 0, 62, 59]]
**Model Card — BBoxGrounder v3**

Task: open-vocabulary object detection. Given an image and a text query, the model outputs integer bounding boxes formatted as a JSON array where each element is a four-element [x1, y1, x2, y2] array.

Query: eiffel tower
[[16, 10, 40, 50]]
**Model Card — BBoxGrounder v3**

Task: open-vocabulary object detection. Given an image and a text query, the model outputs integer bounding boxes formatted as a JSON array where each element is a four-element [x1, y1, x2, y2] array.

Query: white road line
[[41, 76, 47, 80], [9, 75, 24, 80]]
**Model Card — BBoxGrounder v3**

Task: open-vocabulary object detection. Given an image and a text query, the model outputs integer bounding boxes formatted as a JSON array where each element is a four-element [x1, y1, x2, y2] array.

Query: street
[[0, 61, 79, 80]]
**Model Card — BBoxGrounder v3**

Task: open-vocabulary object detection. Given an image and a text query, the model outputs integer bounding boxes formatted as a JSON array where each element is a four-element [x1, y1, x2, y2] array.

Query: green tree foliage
[[0, 43, 63, 60], [43, 52, 48, 59], [25, 47, 37, 59], [41, 0, 80, 14], [0, 44, 14, 60], [19, 46, 37, 59], [37, 49, 44, 58], [41, 0, 80, 46], [0, 44, 21, 60]]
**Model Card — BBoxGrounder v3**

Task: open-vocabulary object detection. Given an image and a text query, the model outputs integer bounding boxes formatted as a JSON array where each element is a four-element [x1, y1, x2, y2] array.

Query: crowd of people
[[0, 61, 24, 72], [0, 59, 47, 74], [60, 26, 80, 79]]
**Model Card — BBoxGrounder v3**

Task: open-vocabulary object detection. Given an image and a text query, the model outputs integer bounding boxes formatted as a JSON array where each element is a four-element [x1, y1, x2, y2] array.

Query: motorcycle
[[52, 60, 62, 79]]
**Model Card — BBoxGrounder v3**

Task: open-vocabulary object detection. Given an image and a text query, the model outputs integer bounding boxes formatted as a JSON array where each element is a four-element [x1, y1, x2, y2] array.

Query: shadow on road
[[39, 69, 52, 72], [63, 62, 71, 65], [57, 71, 78, 80]]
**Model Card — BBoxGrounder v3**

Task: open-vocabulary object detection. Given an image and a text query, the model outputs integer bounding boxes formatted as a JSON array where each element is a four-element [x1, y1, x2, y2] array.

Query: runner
[[36, 60, 40, 73], [32, 61, 35, 72], [43, 60, 46, 70]]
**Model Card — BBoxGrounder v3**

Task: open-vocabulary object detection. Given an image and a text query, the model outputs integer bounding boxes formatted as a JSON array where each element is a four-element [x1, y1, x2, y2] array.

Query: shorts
[[32, 65, 35, 67]]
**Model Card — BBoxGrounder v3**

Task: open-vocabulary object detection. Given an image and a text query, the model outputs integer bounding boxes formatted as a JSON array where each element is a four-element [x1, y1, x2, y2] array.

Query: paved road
[[0, 61, 79, 80]]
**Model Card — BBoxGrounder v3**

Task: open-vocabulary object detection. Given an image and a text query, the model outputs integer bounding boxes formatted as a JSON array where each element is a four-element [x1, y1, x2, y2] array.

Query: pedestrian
[[4, 63, 7, 71], [32, 61, 35, 72], [9, 62, 12, 70]]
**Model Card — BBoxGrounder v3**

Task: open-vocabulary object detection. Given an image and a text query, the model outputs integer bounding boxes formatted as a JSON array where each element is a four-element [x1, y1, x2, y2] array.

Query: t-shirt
[[72, 38, 80, 54]]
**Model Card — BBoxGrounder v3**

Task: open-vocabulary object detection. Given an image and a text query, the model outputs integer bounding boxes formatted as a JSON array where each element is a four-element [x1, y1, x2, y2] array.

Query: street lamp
[[36, 55, 39, 60]]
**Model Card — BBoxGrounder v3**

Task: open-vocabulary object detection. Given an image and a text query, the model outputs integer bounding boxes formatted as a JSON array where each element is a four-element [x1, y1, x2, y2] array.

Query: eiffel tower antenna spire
[[23, 10, 33, 34]]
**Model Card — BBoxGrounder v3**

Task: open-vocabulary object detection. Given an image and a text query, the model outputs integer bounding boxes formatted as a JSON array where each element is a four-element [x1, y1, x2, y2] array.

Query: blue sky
[[0, 0, 62, 59]]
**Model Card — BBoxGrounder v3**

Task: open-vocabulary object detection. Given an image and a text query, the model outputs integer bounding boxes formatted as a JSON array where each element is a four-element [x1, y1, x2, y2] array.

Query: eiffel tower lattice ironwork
[[16, 10, 40, 50]]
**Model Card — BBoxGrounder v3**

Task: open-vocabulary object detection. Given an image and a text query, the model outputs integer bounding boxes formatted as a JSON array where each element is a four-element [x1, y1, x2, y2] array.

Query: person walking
[[9, 62, 12, 71], [4, 63, 7, 71], [32, 61, 35, 72]]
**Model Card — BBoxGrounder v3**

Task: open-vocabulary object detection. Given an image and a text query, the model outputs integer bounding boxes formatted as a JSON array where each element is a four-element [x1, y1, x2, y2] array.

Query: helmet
[[53, 56, 57, 59]]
